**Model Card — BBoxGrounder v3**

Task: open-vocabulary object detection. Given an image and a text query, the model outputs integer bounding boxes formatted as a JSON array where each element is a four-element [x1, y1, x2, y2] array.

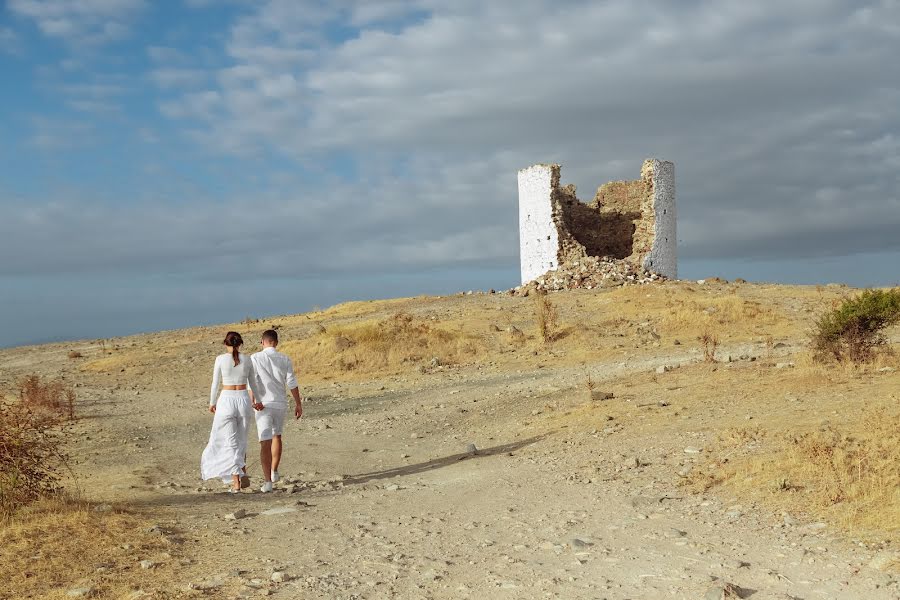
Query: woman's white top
[[210, 352, 263, 406]]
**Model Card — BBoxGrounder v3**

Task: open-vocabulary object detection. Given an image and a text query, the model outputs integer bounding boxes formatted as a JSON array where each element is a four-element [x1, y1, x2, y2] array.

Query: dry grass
[[691, 408, 900, 538], [0, 497, 184, 599], [534, 291, 561, 344], [280, 312, 486, 379], [18, 375, 75, 422], [697, 331, 719, 362]]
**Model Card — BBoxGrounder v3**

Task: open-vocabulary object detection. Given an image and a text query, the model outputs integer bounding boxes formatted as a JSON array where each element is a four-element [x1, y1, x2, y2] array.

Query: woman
[[201, 331, 264, 493]]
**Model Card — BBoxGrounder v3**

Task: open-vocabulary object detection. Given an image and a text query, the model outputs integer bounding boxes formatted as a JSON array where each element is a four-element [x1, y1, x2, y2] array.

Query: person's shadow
[[342, 435, 545, 486]]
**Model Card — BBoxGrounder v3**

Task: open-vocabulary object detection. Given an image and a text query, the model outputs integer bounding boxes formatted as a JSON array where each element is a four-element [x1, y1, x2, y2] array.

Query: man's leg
[[272, 435, 283, 474], [260, 439, 273, 482]]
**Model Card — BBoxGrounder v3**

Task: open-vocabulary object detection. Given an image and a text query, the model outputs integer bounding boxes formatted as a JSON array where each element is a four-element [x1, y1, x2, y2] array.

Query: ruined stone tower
[[517, 159, 676, 284]]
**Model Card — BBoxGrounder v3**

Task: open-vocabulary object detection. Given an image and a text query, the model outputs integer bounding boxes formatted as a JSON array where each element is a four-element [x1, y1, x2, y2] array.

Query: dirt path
[[33, 336, 894, 600]]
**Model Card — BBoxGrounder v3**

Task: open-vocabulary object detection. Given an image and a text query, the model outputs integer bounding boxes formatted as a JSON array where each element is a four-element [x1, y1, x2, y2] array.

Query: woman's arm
[[210, 356, 221, 408], [247, 358, 264, 410]]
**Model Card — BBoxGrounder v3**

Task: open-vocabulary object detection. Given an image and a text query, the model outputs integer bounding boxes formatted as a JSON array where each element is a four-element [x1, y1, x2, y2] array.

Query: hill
[[0, 280, 897, 599]]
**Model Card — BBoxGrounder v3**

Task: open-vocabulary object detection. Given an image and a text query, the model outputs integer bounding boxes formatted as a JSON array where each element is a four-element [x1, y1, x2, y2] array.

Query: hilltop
[[0, 280, 897, 599]]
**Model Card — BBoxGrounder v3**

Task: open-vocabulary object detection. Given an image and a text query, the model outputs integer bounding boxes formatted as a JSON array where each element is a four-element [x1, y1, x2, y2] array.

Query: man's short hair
[[261, 329, 279, 345]]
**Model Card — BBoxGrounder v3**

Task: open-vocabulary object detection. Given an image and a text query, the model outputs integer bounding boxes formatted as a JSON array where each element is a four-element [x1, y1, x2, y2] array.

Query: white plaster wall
[[518, 164, 560, 284], [642, 159, 677, 279]]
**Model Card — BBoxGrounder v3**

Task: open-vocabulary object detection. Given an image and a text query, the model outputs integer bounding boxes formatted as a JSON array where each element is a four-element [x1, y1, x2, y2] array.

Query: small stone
[[385, 484, 400, 491], [92, 504, 113, 513], [775, 362, 795, 369], [664, 528, 687, 538], [704, 582, 743, 600], [684, 447, 703, 454], [225, 509, 247, 520], [271, 571, 288, 583], [139, 560, 156, 569], [655, 365, 670, 374], [260, 507, 298, 516], [590, 390, 614, 401], [570, 537, 594, 549], [782, 514, 799, 526], [466, 443, 478, 455], [66, 588, 94, 598]]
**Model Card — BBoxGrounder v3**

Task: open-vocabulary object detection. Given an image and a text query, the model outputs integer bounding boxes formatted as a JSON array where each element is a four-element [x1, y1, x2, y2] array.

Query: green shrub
[[813, 288, 900, 362]]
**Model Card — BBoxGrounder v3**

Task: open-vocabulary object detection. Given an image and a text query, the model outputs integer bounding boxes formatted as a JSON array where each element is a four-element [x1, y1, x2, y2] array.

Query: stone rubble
[[511, 255, 665, 296]]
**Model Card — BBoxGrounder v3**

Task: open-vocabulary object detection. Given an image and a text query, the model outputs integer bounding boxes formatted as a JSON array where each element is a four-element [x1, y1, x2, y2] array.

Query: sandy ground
[[1, 286, 898, 600]]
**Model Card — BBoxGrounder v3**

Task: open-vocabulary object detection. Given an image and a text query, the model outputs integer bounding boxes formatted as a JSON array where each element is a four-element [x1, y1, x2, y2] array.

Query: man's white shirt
[[250, 347, 298, 406]]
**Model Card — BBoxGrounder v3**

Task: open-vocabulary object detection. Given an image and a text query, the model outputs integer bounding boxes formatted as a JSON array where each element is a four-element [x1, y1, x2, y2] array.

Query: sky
[[1, 0, 899, 348]]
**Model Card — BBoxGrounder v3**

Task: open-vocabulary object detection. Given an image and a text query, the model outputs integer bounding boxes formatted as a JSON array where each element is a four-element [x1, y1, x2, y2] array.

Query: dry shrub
[[0, 497, 184, 599], [282, 312, 483, 378], [18, 375, 75, 422], [0, 403, 69, 519], [67, 350, 82, 359], [698, 331, 719, 362], [534, 290, 560, 344]]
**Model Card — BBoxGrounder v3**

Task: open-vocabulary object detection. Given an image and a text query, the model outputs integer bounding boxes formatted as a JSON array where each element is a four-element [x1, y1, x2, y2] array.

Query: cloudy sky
[[1, 0, 899, 348]]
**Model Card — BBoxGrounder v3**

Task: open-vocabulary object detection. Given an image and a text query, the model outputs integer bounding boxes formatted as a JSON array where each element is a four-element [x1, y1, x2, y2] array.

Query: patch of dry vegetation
[[18, 374, 75, 422], [534, 290, 561, 344], [691, 407, 899, 539], [0, 498, 183, 599], [280, 312, 486, 379], [1, 376, 76, 519]]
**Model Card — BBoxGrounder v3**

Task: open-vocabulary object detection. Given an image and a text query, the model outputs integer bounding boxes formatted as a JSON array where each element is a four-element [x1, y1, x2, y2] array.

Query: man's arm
[[290, 387, 303, 419]]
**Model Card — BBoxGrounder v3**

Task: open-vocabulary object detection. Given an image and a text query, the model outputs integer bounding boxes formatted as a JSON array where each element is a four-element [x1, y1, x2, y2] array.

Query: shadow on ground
[[342, 435, 546, 486]]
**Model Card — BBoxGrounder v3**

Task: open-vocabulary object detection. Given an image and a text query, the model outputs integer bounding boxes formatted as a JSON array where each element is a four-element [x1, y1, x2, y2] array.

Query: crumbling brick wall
[[517, 159, 676, 284]]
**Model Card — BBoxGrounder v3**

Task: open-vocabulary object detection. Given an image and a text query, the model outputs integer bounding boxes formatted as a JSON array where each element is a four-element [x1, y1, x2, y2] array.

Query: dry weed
[[691, 408, 900, 538], [0, 497, 184, 599], [281, 312, 483, 379], [698, 331, 719, 363], [534, 291, 560, 344], [18, 375, 75, 422], [0, 402, 69, 519]]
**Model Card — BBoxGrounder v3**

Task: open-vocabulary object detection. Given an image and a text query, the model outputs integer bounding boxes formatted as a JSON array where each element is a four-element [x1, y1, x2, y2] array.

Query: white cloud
[[146, 0, 900, 264], [149, 67, 208, 89], [9, 0, 146, 46]]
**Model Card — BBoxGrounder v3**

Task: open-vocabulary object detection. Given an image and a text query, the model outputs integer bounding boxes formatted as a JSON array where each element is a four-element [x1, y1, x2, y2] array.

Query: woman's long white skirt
[[200, 390, 252, 483]]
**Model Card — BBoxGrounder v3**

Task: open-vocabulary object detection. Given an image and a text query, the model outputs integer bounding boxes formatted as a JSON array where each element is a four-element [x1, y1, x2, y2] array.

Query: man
[[250, 329, 303, 493]]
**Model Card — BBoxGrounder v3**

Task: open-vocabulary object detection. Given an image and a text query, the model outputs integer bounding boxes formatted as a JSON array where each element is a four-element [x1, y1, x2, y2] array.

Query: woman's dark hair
[[224, 331, 243, 366]]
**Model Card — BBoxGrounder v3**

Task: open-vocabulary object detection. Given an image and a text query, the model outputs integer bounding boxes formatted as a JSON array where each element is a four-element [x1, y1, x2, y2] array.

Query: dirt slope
[[1, 281, 897, 599]]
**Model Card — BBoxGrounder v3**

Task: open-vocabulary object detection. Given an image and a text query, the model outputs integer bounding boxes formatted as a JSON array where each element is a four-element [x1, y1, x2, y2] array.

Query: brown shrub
[[698, 331, 719, 363], [67, 350, 83, 359], [534, 291, 560, 344], [0, 403, 70, 519], [18, 375, 75, 422]]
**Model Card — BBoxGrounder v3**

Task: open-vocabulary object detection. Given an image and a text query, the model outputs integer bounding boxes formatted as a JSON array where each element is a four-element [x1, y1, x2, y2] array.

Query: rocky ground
[[1, 284, 897, 600]]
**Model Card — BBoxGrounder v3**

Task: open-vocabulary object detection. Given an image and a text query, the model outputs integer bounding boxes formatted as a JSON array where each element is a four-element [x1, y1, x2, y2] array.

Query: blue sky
[[1, 1, 899, 348]]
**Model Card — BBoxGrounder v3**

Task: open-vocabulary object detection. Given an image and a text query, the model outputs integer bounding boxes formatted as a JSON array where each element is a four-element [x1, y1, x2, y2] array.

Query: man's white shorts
[[255, 404, 287, 441]]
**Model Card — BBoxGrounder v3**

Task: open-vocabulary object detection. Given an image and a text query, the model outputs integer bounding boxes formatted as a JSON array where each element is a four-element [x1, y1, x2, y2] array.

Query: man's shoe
[[272, 470, 281, 483], [260, 481, 273, 493], [240, 475, 251, 489]]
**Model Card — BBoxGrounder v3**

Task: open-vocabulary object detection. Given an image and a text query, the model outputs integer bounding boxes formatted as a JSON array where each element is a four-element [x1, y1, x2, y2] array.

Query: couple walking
[[200, 329, 302, 493]]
